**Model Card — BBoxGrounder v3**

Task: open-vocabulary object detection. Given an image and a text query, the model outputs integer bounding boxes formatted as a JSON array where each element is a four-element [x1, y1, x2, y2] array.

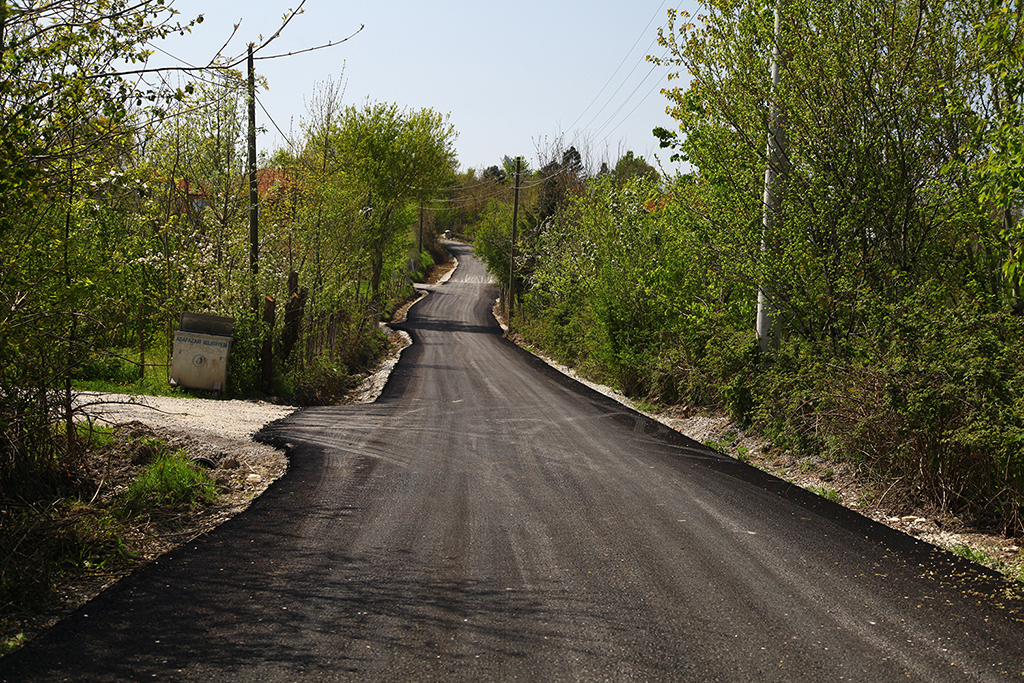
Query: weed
[[118, 450, 217, 518], [809, 486, 842, 504], [1, 632, 25, 656], [634, 399, 659, 415], [947, 545, 1024, 584], [702, 438, 727, 453], [736, 443, 752, 463], [856, 487, 878, 508], [704, 430, 740, 455], [950, 543, 997, 567]]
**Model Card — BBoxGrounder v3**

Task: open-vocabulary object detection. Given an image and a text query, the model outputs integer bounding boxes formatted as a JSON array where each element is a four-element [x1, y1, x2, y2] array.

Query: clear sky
[[154, 0, 696, 174]]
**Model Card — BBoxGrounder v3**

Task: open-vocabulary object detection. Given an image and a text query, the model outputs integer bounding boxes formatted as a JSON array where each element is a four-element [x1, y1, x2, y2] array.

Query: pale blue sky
[[156, 0, 696, 173]]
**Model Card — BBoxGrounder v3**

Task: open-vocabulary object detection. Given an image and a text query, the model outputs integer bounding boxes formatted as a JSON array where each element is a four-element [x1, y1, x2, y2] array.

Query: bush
[[74, 349, 140, 384], [411, 250, 435, 283], [288, 359, 357, 406], [745, 285, 1024, 532]]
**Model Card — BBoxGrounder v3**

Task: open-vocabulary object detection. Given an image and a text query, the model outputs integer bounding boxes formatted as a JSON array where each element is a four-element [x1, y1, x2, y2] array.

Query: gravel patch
[[76, 392, 295, 442]]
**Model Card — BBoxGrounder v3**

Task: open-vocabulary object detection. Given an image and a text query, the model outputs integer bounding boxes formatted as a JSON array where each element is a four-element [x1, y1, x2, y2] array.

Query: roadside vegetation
[[1, 424, 218, 655], [466, 0, 1024, 540]]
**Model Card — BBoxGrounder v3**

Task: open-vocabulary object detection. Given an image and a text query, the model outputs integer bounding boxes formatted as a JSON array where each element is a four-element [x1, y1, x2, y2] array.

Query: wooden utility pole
[[507, 156, 522, 324], [418, 202, 424, 259], [247, 44, 259, 284], [756, 3, 787, 353], [261, 296, 276, 391]]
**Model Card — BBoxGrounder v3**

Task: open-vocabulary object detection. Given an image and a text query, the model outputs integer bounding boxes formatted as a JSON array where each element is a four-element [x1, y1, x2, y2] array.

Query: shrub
[[288, 360, 357, 407]]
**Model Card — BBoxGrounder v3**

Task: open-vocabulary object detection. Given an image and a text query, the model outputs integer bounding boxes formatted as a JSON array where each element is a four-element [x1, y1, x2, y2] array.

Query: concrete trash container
[[169, 313, 235, 391]]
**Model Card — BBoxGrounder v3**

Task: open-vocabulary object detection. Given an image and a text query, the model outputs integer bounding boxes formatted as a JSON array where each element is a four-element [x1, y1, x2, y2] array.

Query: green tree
[[0, 0, 201, 489], [653, 0, 996, 348], [612, 151, 658, 186], [976, 0, 1024, 285], [334, 101, 458, 307]]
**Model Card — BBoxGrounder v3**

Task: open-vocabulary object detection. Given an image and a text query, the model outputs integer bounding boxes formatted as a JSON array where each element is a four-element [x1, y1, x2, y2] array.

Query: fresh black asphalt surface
[[2, 243, 1023, 681]]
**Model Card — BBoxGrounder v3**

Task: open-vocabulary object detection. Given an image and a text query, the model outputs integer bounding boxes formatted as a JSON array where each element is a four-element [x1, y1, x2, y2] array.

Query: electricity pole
[[756, 3, 787, 353], [248, 43, 259, 285], [418, 201, 424, 259], [507, 156, 522, 325]]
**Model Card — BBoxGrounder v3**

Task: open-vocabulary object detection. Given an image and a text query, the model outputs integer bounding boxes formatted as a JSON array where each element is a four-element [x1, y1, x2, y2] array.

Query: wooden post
[[418, 202, 424, 261], [279, 271, 307, 363], [247, 44, 259, 311], [138, 302, 146, 382], [261, 296, 276, 392]]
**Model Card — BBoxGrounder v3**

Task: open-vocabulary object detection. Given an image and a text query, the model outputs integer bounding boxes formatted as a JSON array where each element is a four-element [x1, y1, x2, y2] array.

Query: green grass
[[633, 399, 660, 415], [73, 359, 181, 397], [808, 485, 842, 504], [703, 431, 739, 455], [54, 422, 115, 450], [947, 543, 1024, 583], [118, 449, 217, 517], [71, 346, 213, 398], [950, 543, 987, 563]]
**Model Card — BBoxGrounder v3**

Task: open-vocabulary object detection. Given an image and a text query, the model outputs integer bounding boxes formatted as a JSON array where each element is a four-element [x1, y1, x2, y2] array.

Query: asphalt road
[[3, 243, 1023, 682]]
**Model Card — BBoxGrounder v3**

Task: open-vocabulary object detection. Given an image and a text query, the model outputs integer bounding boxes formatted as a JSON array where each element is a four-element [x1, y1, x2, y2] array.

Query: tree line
[[467, 0, 1024, 535]]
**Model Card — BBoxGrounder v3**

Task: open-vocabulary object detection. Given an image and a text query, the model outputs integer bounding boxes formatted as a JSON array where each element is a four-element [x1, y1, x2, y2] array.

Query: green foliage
[[2, 631, 27, 657], [287, 358, 359, 407], [0, 1, 203, 495], [808, 486, 842, 504], [611, 151, 658, 185], [226, 308, 263, 398], [118, 450, 217, 518], [74, 348, 142, 385], [331, 100, 458, 303], [976, 1, 1024, 283], [654, 0, 999, 344], [411, 250, 435, 283]]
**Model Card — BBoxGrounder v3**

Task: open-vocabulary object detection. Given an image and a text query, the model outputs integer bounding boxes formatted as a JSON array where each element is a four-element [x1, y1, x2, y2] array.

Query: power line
[[255, 92, 297, 149], [592, 59, 666, 141], [565, 3, 683, 159], [599, 73, 670, 143], [566, 0, 668, 134]]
